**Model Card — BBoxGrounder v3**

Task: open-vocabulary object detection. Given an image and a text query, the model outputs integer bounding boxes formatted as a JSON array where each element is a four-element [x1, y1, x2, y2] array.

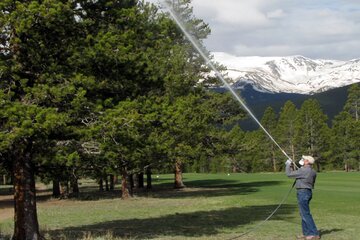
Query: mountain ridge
[[213, 52, 360, 95]]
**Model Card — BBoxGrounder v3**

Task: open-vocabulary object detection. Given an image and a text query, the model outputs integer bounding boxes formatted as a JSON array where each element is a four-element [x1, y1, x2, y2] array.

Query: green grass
[[0, 172, 359, 239]]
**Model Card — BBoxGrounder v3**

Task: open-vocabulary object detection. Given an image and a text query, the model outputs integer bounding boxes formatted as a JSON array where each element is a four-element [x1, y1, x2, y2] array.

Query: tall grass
[[0, 172, 359, 239]]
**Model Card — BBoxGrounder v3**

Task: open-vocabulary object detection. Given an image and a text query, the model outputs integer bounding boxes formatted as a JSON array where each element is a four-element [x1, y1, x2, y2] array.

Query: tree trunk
[[109, 174, 115, 190], [60, 181, 69, 198], [13, 147, 41, 240], [272, 145, 277, 172], [272, 157, 277, 172], [121, 168, 132, 199], [291, 144, 295, 161], [231, 157, 239, 173], [129, 174, 134, 189], [146, 167, 152, 189], [174, 159, 185, 189], [99, 178, 104, 191], [316, 161, 321, 172], [105, 176, 109, 191], [70, 177, 79, 195], [114, 175, 119, 184], [138, 173, 144, 188], [133, 174, 139, 190], [52, 179, 60, 198], [3, 174, 6, 185]]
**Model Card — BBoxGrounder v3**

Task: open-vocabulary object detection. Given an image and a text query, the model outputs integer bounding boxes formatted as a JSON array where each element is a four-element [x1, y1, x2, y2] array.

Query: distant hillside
[[215, 83, 352, 131]]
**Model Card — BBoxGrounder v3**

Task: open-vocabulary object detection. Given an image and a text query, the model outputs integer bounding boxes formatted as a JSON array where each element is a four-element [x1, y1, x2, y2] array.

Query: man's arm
[[285, 164, 306, 178]]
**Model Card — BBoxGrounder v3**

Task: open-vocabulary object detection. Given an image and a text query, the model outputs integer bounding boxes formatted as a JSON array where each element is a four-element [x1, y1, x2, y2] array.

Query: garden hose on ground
[[227, 179, 296, 240]]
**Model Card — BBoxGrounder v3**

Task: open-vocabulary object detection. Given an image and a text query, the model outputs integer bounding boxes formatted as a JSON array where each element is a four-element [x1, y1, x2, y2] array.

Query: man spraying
[[285, 156, 320, 240]]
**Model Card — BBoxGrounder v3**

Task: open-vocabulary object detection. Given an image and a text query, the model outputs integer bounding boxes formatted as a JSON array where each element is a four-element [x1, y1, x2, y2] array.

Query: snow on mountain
[[213, 52, 360, 94]]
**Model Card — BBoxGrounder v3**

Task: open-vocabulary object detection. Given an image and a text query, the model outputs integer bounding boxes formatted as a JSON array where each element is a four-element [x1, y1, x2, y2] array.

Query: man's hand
[[285, 159, 292, 165]]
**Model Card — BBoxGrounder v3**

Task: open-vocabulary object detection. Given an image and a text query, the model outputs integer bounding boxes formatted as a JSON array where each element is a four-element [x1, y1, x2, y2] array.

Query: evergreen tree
[[242, 130, 265, 172], [155, 0, 214, 185], [0, 0, 212, 237], [295, 99, 330, 171], [216, 125, 247, 173], [343, 83, 360, 170], [259, 107, 279, 171], [332, 83, 360, 171], [344, 83, 360, 121], [195, 92, 246, 173], [96, 100, 145, 198], [331, 112, 358, 171], [277, 101, 298, 163], [0, 1, 87, 237]]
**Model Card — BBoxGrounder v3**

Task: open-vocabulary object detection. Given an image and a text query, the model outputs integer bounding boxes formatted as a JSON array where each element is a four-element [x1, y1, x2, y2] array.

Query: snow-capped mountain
[[213, 52, 360, 95]]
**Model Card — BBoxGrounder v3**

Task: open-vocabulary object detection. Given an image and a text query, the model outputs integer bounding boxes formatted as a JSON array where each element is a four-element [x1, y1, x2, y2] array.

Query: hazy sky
[[148, 0, 360, 60]]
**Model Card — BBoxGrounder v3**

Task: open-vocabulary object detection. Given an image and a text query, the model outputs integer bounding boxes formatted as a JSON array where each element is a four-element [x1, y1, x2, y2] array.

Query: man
[[285, 155, 320, 240]]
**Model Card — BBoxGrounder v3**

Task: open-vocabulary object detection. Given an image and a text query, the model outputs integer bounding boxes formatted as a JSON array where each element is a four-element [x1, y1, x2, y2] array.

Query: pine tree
[[260, 107, 279, 171], [344, 83, 360, 121], [277, 101, 298, 162], [344, 83, 360, 170], [96, 100, 145, 198], [156, 0, 213, 184], [196, 92, 246, 173], [331, 112, 357, 171], [295, 99, 330, 171], [0, 1, 87, 237], [0, 0, 212, 236], [332, 83, 360, 171]]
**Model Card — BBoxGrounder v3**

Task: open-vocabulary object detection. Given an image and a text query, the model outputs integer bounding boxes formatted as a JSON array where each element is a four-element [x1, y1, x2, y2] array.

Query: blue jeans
[[297, 189, 319, 236]]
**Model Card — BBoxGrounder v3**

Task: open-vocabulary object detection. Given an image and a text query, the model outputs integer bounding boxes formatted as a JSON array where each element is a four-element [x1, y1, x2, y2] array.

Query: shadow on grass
[[185, 179, 283, 189], [319, 228, 343, 237], [45, 204, 296, 239], [70, 189, 122, 201], [0, 179, 284, 204], [147, 179, 283, 199], [0, 179, 284, 207], [70, 179, 284, 201]]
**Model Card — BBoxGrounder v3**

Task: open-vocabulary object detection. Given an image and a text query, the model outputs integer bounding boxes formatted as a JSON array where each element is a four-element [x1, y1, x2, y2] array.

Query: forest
[[0, 0, 359, 239]]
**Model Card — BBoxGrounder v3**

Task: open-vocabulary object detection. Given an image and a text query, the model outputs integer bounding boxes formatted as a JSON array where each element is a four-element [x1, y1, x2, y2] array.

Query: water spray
[[160, 1, 298, 238], [161, 1, 292, 162]]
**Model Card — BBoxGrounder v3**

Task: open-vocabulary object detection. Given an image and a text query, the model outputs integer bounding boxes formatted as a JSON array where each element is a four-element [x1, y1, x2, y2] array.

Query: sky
[[148, 0, 360, 61]]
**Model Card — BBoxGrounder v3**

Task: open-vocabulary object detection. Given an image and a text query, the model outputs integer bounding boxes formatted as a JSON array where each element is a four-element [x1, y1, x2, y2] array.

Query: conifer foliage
[[0, 0, 215, 238], [0, 0, 359, 239]]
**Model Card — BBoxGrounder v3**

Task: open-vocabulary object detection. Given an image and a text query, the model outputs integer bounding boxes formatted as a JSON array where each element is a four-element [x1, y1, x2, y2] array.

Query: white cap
[[299, 155, 315, 165]]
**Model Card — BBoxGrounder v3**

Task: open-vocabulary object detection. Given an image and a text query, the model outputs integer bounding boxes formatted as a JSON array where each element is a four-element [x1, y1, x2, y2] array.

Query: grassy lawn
[[0, 172, 359, 239]]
